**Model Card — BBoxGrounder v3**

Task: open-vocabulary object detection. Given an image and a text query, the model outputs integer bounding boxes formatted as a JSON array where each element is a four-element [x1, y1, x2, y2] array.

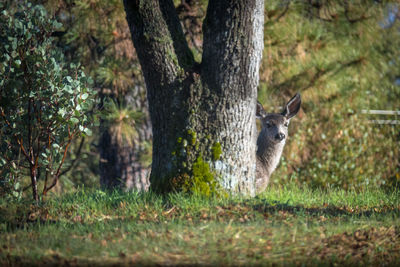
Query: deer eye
[[284, 122, 289, 127], [266, 121, 272, 128]]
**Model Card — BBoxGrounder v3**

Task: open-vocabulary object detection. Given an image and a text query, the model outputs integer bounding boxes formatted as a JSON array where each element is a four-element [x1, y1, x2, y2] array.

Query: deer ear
[[256, 101, 267, 119], [282, 93, 301, 119]]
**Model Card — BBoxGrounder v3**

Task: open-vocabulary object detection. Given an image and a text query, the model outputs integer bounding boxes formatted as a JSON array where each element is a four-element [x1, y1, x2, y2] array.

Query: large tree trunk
[[123, 0, 264, 195]]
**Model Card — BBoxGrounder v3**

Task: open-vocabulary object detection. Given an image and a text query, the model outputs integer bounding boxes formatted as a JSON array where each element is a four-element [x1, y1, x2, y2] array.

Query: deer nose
[[275, 133, 285, 141]]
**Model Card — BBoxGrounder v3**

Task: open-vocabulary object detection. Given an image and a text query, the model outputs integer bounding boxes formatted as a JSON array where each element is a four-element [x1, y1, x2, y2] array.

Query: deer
[[255, 93, 301, 193]]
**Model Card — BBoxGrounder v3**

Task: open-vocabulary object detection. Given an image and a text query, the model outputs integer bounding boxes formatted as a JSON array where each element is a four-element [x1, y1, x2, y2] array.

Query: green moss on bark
[[183, 155, 216, 196], [211, 142, 222, 161], [167, 131, 226, 196]]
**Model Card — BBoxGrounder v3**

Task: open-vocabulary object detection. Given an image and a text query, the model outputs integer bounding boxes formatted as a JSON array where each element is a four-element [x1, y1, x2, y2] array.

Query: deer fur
[[255, 93, 301, 193]]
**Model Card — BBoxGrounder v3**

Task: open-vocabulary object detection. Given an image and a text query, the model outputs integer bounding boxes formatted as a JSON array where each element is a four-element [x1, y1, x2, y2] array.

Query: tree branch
[[0, 108, 32, 164], [42, 129, 75, 195], [159, 1, 196, 69], [123, 0, 194, 88], [59, 137, 85, 177], [274, 0, 290, 22], [202, 0, 264, 96]]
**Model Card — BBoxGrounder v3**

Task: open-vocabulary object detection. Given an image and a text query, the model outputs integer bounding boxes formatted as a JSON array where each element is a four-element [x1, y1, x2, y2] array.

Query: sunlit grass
[[1, 184, 399, 265]]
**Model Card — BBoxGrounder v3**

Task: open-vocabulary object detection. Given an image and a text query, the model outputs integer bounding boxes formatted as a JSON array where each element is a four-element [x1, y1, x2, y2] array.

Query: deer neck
[[256, 133, 285, 177]]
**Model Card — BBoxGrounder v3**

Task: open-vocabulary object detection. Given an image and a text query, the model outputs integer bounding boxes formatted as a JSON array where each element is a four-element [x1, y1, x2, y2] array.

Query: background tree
[[123, 0, 264, 195]]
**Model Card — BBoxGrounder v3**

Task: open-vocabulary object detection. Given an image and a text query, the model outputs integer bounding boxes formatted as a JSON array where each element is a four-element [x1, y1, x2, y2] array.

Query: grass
[[0, 183, 399, 266]]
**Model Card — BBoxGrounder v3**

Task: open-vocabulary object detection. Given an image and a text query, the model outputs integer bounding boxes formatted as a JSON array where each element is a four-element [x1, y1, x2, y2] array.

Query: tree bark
[[30, 166, 38, 203], [99, 130, 150, 191], [123, 0, 264, 195]]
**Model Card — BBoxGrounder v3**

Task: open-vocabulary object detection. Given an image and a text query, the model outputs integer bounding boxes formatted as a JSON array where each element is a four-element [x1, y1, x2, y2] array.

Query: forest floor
[[0, 183, 399, 266]]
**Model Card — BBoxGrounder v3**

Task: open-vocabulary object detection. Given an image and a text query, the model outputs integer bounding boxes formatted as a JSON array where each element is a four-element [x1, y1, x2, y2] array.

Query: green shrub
[[0, 1, 96, 201]]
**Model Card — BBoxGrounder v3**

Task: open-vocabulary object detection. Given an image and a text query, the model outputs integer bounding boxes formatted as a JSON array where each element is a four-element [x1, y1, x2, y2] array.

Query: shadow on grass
[[1, 255, 204, 267], [1, 195, 399, 232], [2, 251, 400, 267], [249, 200, 400, 218]]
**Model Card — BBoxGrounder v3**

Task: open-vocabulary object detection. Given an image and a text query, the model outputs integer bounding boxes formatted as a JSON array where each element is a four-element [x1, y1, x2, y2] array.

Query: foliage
[[36, 0, 151, 189], [0, 1, 96, 201], [101, 99, 144, 148], [0, 184, 399, 265], [260, 0, 400, 190]]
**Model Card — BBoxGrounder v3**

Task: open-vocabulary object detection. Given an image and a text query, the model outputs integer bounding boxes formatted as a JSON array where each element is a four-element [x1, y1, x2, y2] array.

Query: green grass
[[1, 184, 399, 266]]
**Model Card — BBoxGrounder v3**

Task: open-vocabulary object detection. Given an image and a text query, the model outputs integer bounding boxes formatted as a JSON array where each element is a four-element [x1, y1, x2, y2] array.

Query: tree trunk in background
[[99, 25, 152, 191], [123, 0, 264, 195], [99, 85, 152, 191], [99, 133, 150, 191]]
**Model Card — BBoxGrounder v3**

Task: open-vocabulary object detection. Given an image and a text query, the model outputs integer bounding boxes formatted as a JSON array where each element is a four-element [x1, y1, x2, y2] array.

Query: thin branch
[[274, 0, 291, 22], [23, 184, 32, 192], [59, 137, 85, 177], [274, 57, 365, 94], [27, 98, 33, 164], [43, 127, 77, 195], [42, 131, 52, 195], [0, 108, 32, 164]]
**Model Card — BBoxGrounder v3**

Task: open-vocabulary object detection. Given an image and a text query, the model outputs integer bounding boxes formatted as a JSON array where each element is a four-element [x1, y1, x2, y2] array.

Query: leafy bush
[[0, 1, 96, 201]]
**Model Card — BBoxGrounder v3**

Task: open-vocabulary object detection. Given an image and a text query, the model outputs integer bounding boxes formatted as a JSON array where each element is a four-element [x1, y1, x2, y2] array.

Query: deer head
[[256, 93, 301, 144]]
